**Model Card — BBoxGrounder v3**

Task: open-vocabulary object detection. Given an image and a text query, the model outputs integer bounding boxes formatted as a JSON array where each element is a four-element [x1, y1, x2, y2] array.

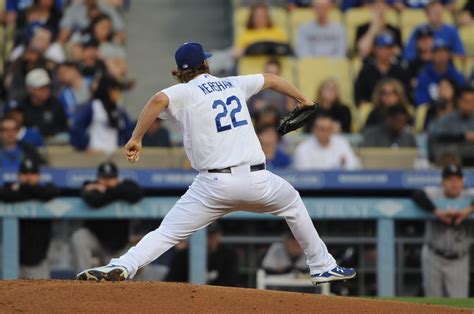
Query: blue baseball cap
[[432, 38, 450, 51], [175, 42, 212, 70], [374, 33, 396, 47]]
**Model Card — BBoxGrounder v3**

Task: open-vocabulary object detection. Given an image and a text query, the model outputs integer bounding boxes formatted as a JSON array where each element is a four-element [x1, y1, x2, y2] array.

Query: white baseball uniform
[[109, 73, 337, 277]]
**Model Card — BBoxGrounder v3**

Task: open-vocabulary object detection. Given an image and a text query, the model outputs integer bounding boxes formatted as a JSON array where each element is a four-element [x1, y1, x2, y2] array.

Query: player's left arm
[[261, 74, 314, 108], [125, 92, 169, 162]]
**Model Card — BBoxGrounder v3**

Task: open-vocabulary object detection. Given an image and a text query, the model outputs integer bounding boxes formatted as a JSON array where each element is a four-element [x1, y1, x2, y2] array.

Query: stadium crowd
[[0, 0, 473, 297], [0, 0, 472, 171]]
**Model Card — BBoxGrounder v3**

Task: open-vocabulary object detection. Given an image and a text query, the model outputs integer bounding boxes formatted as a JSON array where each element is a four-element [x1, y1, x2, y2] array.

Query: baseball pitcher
[[77, 42, 356, 285]]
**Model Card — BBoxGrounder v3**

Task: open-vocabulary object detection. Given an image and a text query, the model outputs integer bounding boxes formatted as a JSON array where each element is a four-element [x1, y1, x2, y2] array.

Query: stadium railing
[[1, 196, 472, 297]]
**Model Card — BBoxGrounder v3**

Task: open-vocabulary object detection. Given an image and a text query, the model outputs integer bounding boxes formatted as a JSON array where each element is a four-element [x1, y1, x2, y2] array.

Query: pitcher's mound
[[0, 280, 468, 313]]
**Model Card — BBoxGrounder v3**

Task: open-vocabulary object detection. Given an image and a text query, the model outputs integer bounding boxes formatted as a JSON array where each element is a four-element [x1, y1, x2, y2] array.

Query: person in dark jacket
[[165, 223, 239, 286], [354, 33, 410, 106], [17, 68, 68, 137], [0, 159, 59, 278], [70, 161, 142, 273], [0, 116, 44, 171], [407, 26, 434, 85], [362, 104, 417, 147], [428, 85, 474, 165], [412, 164, 474, 297], [142, 118, 171, 147]]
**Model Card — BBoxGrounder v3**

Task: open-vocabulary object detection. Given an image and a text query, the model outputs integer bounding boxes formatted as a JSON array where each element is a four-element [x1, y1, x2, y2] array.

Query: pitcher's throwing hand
[[125, 139, 141, 163]]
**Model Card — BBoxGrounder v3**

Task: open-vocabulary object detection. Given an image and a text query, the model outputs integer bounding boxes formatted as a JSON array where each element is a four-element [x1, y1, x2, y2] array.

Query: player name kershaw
[[197, 80, 234, 95]]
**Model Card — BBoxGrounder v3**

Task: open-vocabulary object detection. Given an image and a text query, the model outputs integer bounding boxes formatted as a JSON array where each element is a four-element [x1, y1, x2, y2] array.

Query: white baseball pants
[[110, 166, 337, 277]]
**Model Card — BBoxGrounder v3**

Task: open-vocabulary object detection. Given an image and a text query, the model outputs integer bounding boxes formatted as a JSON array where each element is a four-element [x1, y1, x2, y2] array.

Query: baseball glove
[[277, 103, 319, 136]]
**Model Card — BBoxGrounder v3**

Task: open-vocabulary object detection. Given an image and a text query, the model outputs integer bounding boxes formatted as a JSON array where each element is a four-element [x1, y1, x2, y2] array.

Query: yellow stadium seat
[[356, 148, 418, 169], [415, 103, 429, 133], [357, 102, 374, 131], [460, 27, 474, 57], [297, 58, 353, 106], [233, 6, 288, 37], [289, 8, 343, 46], [344, 8, 398, 51], [456, 0, 467, 10], [400, 9, 455, 43], [454, 56, 474, 78], [238, 56, 295, 84], [350, 57, 363, 81]]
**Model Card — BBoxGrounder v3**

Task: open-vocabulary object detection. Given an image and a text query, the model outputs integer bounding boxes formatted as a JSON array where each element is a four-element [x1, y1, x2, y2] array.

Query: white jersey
[[160, 73, 266, 170]]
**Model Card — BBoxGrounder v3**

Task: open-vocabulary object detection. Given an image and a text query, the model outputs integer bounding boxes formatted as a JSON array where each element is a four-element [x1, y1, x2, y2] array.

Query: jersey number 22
[[212, 95, 248, 133]]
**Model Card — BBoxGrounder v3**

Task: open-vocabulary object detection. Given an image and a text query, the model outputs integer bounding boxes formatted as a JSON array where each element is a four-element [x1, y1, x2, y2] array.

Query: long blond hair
[[371, 78, 409, 108]]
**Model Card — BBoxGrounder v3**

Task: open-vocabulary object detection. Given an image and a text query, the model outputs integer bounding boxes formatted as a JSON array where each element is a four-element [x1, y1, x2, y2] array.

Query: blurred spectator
[[233, 3, 288, 58], [294, 114, 360, 170], [364, 78, 412, 129], [261, 232, 307, 274], [459, 0, 474, 26], [9, 26, 65, 64], [310, 78, 352, 133], [388, 0, 454, 10], [415, 40, 465, 106], [429, 86, 474, 166], [288, 0, 312, 10], [362, 104, 417, 147], [15, 0, 62, 42], [1, 159, 59, 279], [355, 33, 410, 106], [165, 223, 239, 286], [257, 125, 292, 169], [412, 164, 473, 297], [355, 0, 401, 58], [78, 38, 107, 80], [85, 14, 126, 59], [17, 68, 68, 137], [7, 109, 44, 147], [295, 0, 347, 58], [248, 59, 292, 115], [404, 0, 464, 62], [57, 61, 93, 123], [407, 26, 434, 85], [71, 161, 142, 273], [4, 46, 48, 101], [58, 0, 125, 44], [0, 116, 44, 170], [423, 78, 458, 130], [70, 75, 132, 153], [341, 0, 372, 11], [142, 118, 171, 147], [253, 106, 281, 129]]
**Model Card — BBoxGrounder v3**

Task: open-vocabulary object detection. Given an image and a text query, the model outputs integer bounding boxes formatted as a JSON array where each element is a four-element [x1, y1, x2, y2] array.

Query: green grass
[[380, 297, 474, 308]]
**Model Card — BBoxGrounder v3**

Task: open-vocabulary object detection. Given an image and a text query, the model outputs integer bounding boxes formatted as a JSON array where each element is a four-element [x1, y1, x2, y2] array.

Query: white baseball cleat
[[311, 266, 356, 285], [76, 265, 129, 282]]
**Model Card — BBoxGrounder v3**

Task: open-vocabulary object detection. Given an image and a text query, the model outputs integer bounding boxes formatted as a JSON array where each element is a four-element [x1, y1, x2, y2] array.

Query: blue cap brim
[[204, 52, 212, 59]]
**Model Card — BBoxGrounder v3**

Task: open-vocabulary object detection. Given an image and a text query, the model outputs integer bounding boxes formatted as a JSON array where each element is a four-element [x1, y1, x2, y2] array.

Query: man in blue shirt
[[257, 125, 292, 169], [415, 39, 465, 105], [403, 0, 464, 62], [0, 116, 44, 171]]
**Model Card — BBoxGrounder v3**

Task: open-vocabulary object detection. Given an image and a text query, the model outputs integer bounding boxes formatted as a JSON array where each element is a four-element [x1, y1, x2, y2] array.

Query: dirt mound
[[0, 280, 468, 313]]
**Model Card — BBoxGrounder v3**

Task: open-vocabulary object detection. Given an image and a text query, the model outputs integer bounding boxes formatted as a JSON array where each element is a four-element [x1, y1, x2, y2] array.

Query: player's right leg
[[77, 179, 229, 281], [251, 171, 356, 284]]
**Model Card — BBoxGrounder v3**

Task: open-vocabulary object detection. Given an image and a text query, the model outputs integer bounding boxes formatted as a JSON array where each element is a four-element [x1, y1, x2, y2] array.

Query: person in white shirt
[[295, 0, 347, 58], [294, 114, 360, 170]]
